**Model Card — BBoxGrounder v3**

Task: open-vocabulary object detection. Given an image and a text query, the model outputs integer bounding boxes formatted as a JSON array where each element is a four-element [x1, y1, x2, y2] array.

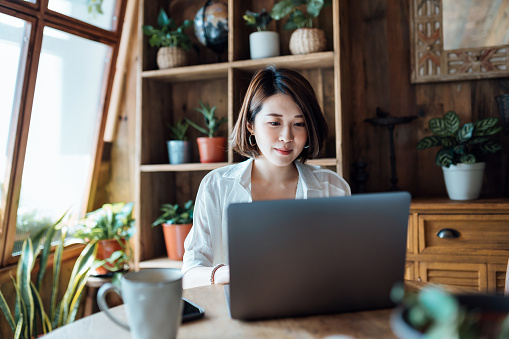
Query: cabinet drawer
[[419, 262, 487, 292], [418, 215, 509, 255]]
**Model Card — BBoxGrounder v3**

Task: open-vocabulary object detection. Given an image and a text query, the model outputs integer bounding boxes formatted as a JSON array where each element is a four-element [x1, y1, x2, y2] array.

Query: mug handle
[[97, 283, 130, 331]]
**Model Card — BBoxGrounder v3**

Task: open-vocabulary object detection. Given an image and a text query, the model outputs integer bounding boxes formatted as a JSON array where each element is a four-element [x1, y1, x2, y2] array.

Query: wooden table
[[44, 283, 400, 339]]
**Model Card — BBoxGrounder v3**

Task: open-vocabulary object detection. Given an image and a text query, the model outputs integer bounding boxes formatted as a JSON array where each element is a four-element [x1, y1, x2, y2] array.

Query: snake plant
[[0, 213, 102, 338]]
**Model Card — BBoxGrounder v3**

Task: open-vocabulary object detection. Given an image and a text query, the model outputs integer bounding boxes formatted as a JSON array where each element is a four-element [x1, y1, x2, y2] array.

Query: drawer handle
[[436, 228, 460, 239]]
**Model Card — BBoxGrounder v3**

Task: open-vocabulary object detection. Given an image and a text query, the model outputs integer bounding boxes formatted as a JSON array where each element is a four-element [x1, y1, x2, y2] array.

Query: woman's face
[[247, 94, 308, 167]]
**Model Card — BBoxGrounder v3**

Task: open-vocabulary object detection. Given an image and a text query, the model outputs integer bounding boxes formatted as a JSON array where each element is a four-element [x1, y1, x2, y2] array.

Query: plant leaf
[[0, 288, 16, 333], [271, 0, 294, 20], [460, 154, 476, 164], [417, 136, 441, 149], [307, 0, 324, 18], [436, 148, 453, 167], [428, 117, 449, 136], [456, 123, 473, 143], [444, 111, 460, 135], [18, 238, 34, 337], [479, 140, 502, 153]]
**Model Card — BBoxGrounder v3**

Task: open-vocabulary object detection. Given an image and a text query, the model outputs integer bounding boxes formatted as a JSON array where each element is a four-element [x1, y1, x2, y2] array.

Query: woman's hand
[[213, 265, 230, 285]]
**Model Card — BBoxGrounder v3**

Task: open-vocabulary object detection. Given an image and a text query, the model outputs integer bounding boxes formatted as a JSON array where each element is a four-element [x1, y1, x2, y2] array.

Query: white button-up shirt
[[181, 158, 351, 274]]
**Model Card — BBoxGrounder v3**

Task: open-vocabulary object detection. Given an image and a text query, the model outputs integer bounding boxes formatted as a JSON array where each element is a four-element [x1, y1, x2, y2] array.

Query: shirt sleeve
[[181, 172, 221, 274]]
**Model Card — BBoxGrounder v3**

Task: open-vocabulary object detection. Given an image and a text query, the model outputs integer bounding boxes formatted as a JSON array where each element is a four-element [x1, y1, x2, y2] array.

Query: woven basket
[[156, 46, 188, 69], [289, 28, 326, 55]]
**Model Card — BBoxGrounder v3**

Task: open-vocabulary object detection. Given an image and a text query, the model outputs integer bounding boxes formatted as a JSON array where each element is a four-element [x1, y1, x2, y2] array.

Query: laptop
[[225, 191, 411, 320]]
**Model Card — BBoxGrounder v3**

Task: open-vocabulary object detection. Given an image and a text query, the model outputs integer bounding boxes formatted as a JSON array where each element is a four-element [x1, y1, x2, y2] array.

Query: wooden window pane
[[0, 14, 30, 203], [13, 26, 111, 255], [47, 0, 119, 31]]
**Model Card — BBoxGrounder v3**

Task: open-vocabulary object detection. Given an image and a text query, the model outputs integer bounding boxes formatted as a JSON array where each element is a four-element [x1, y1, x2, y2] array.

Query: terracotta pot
[[162, 223, 193, 260], [196, 137, 227, 163], [94, 238, 125, 275]]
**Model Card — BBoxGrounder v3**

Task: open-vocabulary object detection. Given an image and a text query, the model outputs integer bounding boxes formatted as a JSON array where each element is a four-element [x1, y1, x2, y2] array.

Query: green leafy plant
[[152, 200, 194, 227], [72, 202, 135, 272], [168, 119, 190, 141], [87, 0, 103, 16], [142, 8, 194, 50], [243, 9, 273, 32], [270, 0, 332, 30], [391, 283, 509, 339], [0, 213, 102, 338], [186, 101, 228, 138], [417, 111, 502, 167]]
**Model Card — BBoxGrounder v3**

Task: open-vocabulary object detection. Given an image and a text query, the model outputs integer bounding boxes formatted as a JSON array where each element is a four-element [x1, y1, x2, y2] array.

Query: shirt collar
[[222, 158, 322, 193], [222, 158, 253, 191], [295, 160, 322, 192]]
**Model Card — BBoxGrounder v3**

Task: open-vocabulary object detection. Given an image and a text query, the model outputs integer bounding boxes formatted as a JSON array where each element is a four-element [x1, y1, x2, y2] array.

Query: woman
[[182, 66, 351, 288]]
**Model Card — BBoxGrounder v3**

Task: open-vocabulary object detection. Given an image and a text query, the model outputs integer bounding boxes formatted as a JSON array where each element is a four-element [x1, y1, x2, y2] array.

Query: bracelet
[[210, 264, 226, 285]]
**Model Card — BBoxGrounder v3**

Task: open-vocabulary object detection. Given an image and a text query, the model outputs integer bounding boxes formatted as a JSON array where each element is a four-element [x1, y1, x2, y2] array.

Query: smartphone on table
[[182, 298, 205, 322]]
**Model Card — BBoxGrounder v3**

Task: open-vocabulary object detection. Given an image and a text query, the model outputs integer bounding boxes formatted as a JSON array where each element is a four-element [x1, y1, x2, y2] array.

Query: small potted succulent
[[142, 8, 195, 69], [167, 119, 191, 164], [73, 202, 135, 275], [186, 101, 228, 163], [270, 0, 331, 55], [152, 200, 194, 261], [417, 111, 502, 200], [243, 8, 280, 59]]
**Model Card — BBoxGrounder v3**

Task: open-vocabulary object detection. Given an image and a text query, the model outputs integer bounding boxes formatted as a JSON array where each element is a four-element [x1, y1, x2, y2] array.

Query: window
[[0, 1, 127, 263]]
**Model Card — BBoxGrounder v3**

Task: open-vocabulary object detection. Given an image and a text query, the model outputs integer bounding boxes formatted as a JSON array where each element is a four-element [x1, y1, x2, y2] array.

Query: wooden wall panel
[[345, 0, 509, 197]]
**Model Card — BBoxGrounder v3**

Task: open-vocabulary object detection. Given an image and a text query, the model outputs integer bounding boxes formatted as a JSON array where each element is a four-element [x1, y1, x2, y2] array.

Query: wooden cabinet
[[406, 198, 509, 294], [135, 0, 344, 266]]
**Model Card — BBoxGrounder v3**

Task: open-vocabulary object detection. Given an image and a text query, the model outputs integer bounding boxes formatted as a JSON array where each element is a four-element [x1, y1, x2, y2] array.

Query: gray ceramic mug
[[97, 268, 183, 339]]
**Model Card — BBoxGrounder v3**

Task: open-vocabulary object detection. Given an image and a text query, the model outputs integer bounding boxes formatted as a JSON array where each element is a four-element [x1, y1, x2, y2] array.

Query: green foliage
[[87, 0, 103, 16], [168, 119, 190, 141], [270, 0, 332, 30], [417, 111, 502, 167], [72, 202, 135, 272], [0, 213, 102, 338], [243, 9, 273, 32], [142, 8, 194, 50], [152, 200, 194, 227], [186, 101, 228, 138], [391, 284, 509, 338]]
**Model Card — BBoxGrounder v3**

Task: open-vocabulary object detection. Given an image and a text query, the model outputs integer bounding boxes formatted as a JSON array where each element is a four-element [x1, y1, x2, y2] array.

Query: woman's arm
[[182, 265, 230, 289]]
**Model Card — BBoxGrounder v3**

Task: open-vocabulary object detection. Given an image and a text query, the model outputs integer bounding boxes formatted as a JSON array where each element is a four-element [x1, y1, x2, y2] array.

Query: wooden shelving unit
[[135, 0, 343, 267]]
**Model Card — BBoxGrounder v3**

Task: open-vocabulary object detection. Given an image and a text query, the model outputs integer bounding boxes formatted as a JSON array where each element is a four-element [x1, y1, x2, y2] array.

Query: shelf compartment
[[142, 63, 229, 82]]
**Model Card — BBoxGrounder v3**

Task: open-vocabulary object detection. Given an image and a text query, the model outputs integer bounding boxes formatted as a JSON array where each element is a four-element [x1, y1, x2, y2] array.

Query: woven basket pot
[[156, 46, 188, 69], [289, 28, 326, 55]]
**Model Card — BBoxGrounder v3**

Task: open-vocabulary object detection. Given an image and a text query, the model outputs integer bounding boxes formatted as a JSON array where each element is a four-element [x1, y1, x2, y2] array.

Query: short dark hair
[[229, 66, 328, 163]]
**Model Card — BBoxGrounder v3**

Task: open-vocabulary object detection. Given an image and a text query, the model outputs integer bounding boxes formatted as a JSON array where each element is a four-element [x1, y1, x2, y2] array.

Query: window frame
[[0, 0, 128, 266]]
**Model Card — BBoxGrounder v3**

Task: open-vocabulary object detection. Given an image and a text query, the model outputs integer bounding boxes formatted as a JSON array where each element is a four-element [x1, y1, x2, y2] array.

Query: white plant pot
[[249, 31, 280, 59], [167, 140, 191, 164], [442, 162, 485, 200]]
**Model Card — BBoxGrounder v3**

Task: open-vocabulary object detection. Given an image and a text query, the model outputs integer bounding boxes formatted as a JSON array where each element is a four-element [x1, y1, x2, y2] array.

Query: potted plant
[[270, 0, 331, 55], [417, 111, 502, 200], [186, 101, 228, 163], [152, 200, 194, 261], [0, 212, 102, 338], [73, 202, 135, 275], [390, 283, 509, 338], [142, 8, 195, 69], [244, 9, 280, 59], [167, 119, 191, 164]]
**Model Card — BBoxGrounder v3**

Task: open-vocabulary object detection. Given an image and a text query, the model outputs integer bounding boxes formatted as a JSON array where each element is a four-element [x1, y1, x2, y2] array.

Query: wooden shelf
[[140, 159, 336, 173], [136, 0, 343, 265], [142, 62, 229, 82], [140, 162, 230, 172], [231, 52, 335, 71], [141, 52, 334, 83]]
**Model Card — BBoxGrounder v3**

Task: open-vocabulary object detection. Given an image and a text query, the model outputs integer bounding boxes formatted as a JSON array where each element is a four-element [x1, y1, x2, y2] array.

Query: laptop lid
[[226, 192, 411, 320]]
